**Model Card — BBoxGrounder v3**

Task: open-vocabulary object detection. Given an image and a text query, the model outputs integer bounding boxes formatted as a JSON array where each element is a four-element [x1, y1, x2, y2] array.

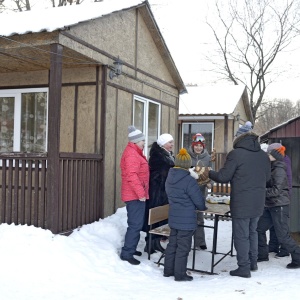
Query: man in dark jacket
[[163, 148, 207, 282], [208, 122, 271, 278]]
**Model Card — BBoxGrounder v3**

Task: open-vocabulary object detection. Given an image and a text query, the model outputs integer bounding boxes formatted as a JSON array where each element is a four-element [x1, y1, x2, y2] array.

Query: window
[[0, 88, 48, 153], [182, 122, 214, 153], [133, 96, 160, 157]]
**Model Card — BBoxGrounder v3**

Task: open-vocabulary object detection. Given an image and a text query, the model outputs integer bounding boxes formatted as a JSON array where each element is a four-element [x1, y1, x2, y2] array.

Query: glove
[[194, 166, 211, 185], [189, 167, 199, 180]]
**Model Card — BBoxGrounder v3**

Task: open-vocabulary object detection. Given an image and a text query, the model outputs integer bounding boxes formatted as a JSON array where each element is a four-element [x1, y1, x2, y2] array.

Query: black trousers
[[257, 205, 300, 262], [164, 228, 194, 279]]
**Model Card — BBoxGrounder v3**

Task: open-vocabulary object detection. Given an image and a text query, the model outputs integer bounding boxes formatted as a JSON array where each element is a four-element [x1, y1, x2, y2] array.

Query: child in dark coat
[[163, 148, 207, 281]]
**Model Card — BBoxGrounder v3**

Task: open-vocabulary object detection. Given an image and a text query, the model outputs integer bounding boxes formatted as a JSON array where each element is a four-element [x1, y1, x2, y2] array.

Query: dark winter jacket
[[283, 155, 292, 197], [265, 160, 290, 207], [148, 142, 175, 208], [209, 132, 271, 218], [165, 168, 207, 231]]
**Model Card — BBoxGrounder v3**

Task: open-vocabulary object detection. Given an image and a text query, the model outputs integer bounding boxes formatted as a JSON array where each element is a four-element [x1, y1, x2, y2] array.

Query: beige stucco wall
[[0, 6, 182, 220], [0, 70, 48, 86]]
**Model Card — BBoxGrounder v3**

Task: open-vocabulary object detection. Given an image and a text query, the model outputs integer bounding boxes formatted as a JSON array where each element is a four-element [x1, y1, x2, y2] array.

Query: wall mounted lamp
[[235, 113, 240, 122], [109, 57, 123, 80]]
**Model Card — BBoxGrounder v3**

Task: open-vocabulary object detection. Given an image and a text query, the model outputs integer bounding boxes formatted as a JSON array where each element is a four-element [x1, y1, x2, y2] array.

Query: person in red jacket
[[120, 125, 150, 265]]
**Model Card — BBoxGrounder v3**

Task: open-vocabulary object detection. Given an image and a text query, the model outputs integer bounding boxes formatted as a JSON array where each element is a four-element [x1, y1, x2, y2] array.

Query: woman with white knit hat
[[143, 133, 175, 254]]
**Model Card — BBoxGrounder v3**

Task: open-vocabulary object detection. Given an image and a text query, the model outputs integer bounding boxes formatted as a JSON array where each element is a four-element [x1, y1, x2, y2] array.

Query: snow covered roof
[[179, 85, 247, 115], [0, 0, 144, 37]]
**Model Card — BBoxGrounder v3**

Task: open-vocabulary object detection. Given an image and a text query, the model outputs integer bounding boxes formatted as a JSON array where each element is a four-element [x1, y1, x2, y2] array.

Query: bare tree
[[255, 98, 300, 135], [206, 0, 300, 122]]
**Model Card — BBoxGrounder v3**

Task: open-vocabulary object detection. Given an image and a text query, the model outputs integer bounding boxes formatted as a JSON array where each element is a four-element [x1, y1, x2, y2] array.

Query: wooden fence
[[0, 153, 102, 234]]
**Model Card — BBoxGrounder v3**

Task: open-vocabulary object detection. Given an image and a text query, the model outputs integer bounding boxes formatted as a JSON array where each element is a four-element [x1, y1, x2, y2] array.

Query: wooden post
[[47, 43, 63, 234]]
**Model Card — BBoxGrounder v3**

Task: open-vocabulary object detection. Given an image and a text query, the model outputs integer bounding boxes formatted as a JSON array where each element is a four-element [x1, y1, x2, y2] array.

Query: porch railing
[[0, 152, 102, 233]]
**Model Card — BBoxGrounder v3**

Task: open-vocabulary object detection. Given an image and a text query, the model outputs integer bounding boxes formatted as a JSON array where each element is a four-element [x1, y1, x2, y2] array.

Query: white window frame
[[0, 88, 49, 152], [133, 95, 161, 157]]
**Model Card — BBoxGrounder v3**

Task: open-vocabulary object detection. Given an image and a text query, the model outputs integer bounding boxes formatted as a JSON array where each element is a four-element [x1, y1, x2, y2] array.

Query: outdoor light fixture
[[109, 57, 123, 80], [235, 113, 240, 122]]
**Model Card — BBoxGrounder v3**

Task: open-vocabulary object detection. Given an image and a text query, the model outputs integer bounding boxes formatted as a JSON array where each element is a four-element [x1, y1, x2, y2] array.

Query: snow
[[179, 85, 246, 115], [0, 206, 298, 300], [0, 0, 143, 36]]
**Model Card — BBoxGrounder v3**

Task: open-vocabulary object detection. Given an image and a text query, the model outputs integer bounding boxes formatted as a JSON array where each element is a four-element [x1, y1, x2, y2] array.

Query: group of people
[[119, 125, 210, 281], [202, 122, 300, 278], [119, 122, 300, 282]]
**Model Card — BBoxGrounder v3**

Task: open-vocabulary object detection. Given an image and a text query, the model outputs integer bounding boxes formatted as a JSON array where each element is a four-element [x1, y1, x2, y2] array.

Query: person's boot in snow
[[229, 267, 251, 278]]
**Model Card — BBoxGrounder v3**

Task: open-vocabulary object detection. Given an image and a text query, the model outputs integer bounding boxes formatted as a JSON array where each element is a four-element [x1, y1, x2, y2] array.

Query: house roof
[[260, 115, 300, 140], [179, 85, 248, 116], [0, 1, 144, 36], [0, 0, 186, 93]]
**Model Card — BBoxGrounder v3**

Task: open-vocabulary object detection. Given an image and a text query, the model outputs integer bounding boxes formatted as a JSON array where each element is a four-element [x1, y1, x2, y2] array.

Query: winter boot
[[175, 274, 193, 282], [229, 267, 251, 278]]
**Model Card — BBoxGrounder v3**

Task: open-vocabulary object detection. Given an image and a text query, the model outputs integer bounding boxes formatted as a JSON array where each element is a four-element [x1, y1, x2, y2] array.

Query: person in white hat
[[143, 133, 175, 255]]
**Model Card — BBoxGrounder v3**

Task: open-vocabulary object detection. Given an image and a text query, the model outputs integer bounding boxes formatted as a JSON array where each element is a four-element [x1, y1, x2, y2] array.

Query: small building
[[260, 116, 300, 232], [0, 1, 185, 233], [178, 85, 253, 169]]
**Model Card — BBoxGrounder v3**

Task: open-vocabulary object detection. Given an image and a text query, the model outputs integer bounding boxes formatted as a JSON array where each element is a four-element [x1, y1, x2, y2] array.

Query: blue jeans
[[232, 217, 259, 270], [121, 200, 146, 259]]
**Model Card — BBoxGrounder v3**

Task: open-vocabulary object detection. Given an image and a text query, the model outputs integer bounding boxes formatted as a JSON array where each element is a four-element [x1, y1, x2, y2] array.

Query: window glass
[[182, 123, 214, 153], [134, 100, 144, 133], [133, 96, 160, 157], [21, 92, 47, 152], [0, 89, 48, 153], [0, 97, 14, 152], [148, 102, 159, 148]]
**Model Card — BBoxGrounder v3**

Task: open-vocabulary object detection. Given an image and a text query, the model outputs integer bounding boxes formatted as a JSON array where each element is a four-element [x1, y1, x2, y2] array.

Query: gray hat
[[128, 125, 145, 143], [235, 121, 253, 137]]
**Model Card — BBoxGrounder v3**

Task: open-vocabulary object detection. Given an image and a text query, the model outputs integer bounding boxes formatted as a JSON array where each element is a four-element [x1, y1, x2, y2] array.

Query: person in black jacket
[[163, 148, 207, 282], [143, 133, 175, 254], [257, 144, 300, 269], [207, 122, 271, 278]]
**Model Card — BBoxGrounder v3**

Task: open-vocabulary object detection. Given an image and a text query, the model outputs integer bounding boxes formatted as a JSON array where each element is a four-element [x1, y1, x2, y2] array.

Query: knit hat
[[267, 143, 285, 155], [128, 125, 145, 143], [157, 133, 173, 147], [260, 143, 268, 152], [192, 133, 205, 148], [235, 121, 253, 137], [175, 148, 192, 169]]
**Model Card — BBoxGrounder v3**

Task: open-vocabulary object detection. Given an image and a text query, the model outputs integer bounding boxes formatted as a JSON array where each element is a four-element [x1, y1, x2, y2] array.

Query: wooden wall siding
[[0, 156, 47, 228], [267, 118, 300, 138]]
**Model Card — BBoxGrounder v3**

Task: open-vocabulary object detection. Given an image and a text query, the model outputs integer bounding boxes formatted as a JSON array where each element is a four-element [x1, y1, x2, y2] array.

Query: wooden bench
[[147, 202, 234, 274], [147, 204, 170, 262]]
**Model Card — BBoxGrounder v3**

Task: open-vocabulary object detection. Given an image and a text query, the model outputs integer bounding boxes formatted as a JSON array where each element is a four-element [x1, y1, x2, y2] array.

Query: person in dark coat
[[163, 148, 207, 282], [187, 133, 212, 250], [207, 122, 271, 278], [257, 144, 300, 269], [262, 143, 292, 257], [143, 133, 175, 254]]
